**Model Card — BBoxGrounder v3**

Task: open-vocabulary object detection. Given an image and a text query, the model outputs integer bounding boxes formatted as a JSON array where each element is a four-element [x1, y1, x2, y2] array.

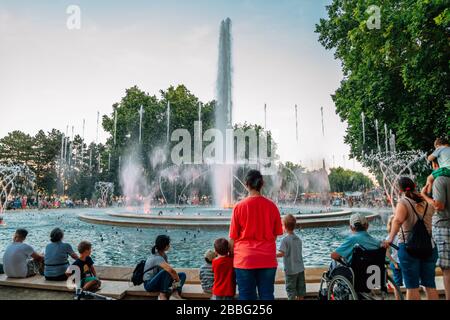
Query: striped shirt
[[199, 263, 214, 293]]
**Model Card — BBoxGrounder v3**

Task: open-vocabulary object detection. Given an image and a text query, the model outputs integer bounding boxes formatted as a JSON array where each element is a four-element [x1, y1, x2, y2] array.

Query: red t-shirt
[[212, 256, 236, 297], [229, 196, 283, 269]]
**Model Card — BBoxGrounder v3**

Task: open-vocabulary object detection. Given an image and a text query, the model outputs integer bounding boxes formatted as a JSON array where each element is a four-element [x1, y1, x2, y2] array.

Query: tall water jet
[[295, 105, 299, 143], [166, 101, 171, 145], [212, 18, 233, 207]]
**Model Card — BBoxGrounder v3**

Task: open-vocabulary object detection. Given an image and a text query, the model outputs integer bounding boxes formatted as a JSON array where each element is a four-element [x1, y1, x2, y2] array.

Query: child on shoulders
[[426, 137, 450, 194]]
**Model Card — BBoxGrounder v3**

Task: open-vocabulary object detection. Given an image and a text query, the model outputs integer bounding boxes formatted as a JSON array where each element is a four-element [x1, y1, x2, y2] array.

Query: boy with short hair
[[67, 241, 101, 291], [199, 249, 216, 294], [277, 214, 306, 300], [426, 137, 450, 194], [212, 238, 235, 300]]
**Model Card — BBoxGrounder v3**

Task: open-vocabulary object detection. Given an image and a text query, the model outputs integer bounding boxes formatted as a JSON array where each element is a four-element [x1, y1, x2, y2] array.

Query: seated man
[[3, 229, 44, 278], [330, 214, 382, 265]]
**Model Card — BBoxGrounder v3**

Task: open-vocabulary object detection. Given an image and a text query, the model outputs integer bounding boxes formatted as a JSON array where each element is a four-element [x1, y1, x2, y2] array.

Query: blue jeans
[[144, 270, 186, 294], [235, 268, 277, 300]]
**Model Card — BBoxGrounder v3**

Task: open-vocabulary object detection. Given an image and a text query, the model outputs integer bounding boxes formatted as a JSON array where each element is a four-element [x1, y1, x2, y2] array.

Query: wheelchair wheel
[[386, 275, 404, 300], [327, 275, 358, 300]]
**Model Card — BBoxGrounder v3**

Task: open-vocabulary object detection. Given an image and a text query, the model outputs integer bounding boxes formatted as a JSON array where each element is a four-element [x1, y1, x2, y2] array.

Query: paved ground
[[0, 287, 74, 300]]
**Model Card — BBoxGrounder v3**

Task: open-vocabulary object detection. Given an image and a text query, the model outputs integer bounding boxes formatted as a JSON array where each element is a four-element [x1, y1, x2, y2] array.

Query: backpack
[[401, 199, 433, 260], [131, 260, 156, 286]]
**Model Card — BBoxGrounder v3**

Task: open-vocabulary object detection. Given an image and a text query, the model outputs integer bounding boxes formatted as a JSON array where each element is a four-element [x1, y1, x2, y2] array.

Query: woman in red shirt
[[229, 170, 283, 300]]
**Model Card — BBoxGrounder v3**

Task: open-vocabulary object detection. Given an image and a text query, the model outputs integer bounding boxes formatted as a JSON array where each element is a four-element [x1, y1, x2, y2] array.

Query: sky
[[0, 0, 367, 172]]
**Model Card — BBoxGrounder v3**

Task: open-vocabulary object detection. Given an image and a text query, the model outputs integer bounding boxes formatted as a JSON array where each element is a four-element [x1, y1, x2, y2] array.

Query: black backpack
[[131, 260, 156, 286], [401, 199, 433, 260]]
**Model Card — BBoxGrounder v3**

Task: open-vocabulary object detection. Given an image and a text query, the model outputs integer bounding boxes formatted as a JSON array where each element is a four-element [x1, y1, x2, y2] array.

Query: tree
[[316, 0, 450, 161], [328, 167, 374, 192]]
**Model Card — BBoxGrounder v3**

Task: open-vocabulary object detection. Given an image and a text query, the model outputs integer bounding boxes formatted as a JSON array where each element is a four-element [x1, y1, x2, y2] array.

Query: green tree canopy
[[316, 0, 450, 160], [328, 167, 374, 192]]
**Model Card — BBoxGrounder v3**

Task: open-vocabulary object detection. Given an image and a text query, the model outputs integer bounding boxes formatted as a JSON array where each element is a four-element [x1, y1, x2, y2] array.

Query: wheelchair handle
[[389, 243, 399, 251]]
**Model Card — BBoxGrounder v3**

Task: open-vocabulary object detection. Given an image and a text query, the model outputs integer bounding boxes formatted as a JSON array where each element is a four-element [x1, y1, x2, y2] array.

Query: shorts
[[285, 271, 306, 300], [398, 243, 438, 289], [433, 225, 450, 269], [431, 167, 450, 179], [81, 276, 99, 287]]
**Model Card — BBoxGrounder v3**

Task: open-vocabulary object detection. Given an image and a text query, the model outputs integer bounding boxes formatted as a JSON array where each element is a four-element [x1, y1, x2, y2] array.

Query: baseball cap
[[349, 213, 368, 228]]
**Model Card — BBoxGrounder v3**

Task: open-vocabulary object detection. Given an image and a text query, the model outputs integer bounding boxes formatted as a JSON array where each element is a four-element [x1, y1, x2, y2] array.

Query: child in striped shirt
[[199, 249, 216, 294]]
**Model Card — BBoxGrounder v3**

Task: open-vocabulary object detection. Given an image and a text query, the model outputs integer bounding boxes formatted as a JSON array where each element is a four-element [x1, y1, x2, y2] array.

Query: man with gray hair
[[422, 158, 450, 300], [330, 213, 382, 264]]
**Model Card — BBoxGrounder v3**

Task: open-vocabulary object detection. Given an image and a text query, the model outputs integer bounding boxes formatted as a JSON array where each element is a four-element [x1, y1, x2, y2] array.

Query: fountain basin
[[78, 210, 379, 229]]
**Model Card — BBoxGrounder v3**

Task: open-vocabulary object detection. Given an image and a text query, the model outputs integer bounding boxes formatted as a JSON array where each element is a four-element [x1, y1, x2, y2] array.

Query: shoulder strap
[[142, 265, 157, 275], [404, 198, 425, 221]]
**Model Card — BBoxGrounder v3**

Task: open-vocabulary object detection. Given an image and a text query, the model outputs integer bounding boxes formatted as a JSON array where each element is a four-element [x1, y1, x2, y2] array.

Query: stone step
[[0, 274, 127, 299], [0, 273, 446, 300], [94, 266, 328, 284]]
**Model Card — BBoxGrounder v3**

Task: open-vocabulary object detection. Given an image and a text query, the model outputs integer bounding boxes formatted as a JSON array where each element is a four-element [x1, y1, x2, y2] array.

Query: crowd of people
[[0, 136, 449, 301]]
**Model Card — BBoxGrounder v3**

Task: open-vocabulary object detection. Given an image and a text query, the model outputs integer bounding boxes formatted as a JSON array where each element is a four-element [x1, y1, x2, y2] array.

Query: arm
[[90, 265, 97, 277], [386, 202, 408, 244], [70, 252, 79, 260], [428, 154, 437, 162], [277, 251, 285, 258], [228, 239, 234, 256], [31, 252, 44, 262], [421, 186, 445, 211], [159, 262, 180, 282], [330, 252, 342, 261]]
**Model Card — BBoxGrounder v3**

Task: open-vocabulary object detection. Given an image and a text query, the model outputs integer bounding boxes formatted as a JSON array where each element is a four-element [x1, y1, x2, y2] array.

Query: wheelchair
[[318, 245, 404, 300]]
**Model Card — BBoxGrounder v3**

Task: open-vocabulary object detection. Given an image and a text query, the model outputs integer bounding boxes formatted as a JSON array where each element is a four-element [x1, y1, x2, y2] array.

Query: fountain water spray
[[212, 18, 233, 207], [0, 164, 35, 216], [375, 119, 381, 154], [264, 104, 267, 129], [295, 105, 299, 143], [361, 112, 366, 145], [320, 106, 325, 137], [384, 123, 389, 153], [139, 105, 144, 144], [95, 182, 114, 207], [364, 151, 427, 210], [114, 109, 118, 145], [166, 102, 171, 145]]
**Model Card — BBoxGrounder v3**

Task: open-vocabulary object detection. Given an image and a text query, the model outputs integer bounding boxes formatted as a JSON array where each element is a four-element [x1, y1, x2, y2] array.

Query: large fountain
[[212, 18, 234, 207], [77, 18, 377, 229]]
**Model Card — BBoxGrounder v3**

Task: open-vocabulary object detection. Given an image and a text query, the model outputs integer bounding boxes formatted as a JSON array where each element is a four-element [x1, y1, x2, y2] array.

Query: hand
[[382, 240, 391, 249], [394, 263, 400, 270], [421, 186, 428, 196]]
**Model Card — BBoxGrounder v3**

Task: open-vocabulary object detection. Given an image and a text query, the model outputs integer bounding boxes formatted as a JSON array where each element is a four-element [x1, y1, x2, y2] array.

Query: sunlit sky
[[0, 0, 367, 172]]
